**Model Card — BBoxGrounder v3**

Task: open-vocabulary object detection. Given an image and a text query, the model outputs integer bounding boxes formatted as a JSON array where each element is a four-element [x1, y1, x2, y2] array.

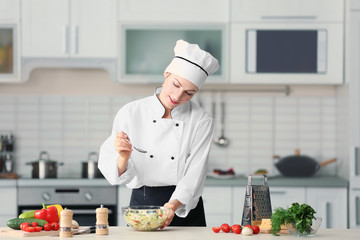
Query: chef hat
[[164, 39, 219, 89]]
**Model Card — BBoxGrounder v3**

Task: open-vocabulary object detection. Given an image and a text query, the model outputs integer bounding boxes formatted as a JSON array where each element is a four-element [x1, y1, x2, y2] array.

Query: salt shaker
[[96, 205, 109, 235], [60, 208, 73, 238]]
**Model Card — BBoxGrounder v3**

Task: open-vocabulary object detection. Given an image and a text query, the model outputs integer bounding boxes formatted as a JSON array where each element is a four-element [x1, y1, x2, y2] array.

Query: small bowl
[[122, 205, 170, 231], [286, 217, 322, 237]]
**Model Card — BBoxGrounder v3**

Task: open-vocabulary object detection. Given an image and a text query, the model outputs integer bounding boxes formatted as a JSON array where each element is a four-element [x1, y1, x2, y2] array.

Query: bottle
[[96, 205, 109, 235], [4, 154, 14, 173], [0, 154, 3, 173], [5, 134, 14, 152], [0, 135, 3, 152]]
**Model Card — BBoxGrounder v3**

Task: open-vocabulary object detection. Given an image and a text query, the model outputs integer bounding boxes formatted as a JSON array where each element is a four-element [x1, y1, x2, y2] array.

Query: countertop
[[0, 227, 359, 240], [0, 175, 349, 188]]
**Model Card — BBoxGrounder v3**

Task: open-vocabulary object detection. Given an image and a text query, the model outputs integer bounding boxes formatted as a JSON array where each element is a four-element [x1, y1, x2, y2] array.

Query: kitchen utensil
[[82, 152, 103, 179], [274, 149, 336, 177], [125, 138, 147, 153], [214, 99, 229, 147], [241, 175, 272, 226], [122, 206, 170, 231], [26, 151, 64, 179], [0, 227, 95, 238], [4, 153, 14, 173]]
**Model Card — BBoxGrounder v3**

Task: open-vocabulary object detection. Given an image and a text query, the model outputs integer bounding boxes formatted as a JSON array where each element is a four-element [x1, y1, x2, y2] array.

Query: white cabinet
[[0, 0, 21, 83], [118, 0, 229, 23], [203, 186, 232, 226], [270, 187, 306, 210], [0, 185, 17, 227], [117, 185, 132, 226], [348, 0, 360, 229], [232, 186, 246, 224], [306, 188, 347, 229], [22, 0, 117, 58]]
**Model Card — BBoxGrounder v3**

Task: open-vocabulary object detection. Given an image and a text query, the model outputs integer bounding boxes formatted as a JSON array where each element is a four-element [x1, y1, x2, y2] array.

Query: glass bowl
[[286, 217, 322, 237], [122, 205, 170, 231]]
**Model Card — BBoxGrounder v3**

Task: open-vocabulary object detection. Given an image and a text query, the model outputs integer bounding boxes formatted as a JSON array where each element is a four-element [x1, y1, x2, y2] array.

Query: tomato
[[25, 226, 35, 232], [34, 226, 42, 232], [245, 224, 252, 228], [43, 223, 52, 231], [221, 223, 231, 233], [20, 222, 30, 231], [252, 225, 260, 234], [31, 222, 38, 227], [212, 227, 221, 233], [51, 222, 60, 231], [231, 224, 242, 234]]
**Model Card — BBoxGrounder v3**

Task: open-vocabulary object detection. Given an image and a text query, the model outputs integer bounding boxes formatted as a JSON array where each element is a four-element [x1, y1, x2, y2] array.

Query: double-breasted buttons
[[171, 156, 175, 160], [150, 155, 154, 158], [175, 123, 179, 127], [153, 120, 156, 123]]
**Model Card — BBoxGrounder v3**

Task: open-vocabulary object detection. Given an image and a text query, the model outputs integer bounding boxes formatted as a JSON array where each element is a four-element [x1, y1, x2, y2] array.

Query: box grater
[[241, 175, 272, 226]]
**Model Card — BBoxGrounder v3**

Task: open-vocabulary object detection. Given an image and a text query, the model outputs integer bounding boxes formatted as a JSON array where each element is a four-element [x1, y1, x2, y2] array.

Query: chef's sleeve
[[98, 105, 137, 185], [170, 117, 214, 217]]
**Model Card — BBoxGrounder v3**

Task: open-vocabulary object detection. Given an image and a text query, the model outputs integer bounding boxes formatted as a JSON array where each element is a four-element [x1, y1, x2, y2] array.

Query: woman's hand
[[162, 200, 183, 228], [114, 131, 132, 176]]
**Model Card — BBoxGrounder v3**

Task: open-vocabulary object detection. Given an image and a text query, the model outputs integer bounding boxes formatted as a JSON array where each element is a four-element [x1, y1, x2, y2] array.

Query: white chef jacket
[[98, 87, 214, 218]]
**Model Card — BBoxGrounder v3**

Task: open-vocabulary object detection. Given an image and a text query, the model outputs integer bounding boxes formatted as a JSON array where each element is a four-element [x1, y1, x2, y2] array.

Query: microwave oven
[[230, 23, 344, 84]]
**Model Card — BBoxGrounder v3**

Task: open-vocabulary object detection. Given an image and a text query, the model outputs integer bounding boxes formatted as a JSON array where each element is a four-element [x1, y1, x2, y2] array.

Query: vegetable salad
[[123, 207, 169, 231]]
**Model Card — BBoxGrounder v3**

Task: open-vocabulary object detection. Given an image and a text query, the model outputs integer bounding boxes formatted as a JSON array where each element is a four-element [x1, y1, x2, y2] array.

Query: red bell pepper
[[35, 203, 59, 223]]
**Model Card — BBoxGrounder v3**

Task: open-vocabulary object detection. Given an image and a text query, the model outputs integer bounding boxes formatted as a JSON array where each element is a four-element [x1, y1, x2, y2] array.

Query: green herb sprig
[[270, 202, 316, 236]]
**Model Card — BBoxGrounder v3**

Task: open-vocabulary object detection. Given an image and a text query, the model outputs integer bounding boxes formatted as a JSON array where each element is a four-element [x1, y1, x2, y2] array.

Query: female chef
[[98, 39, 219, 227]]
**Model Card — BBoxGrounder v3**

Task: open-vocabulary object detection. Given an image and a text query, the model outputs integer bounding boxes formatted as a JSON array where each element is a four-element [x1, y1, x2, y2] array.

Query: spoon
[[125, 138, 147, 153], [214, 100, 229, 147]]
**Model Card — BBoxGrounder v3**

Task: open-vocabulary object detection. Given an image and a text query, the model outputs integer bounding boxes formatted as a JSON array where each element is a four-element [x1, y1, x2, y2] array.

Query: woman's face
[[159, 72, 199, 110]]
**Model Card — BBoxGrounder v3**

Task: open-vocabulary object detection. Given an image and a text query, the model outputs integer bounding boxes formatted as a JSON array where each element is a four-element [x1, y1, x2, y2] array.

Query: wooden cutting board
[[0, 227, 88, 237]]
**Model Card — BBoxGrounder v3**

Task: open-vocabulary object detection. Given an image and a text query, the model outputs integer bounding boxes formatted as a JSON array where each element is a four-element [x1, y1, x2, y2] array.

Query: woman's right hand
[[114, 131, 133, 175]]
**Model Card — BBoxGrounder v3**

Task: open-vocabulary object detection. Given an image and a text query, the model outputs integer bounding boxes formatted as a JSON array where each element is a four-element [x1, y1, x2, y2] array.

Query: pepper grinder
[[60, 208, 73, 238], [96, 205, 109, 235]]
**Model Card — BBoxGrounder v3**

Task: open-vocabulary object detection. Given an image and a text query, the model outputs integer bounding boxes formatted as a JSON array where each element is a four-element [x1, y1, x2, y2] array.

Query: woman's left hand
[[161, 200, 182, 228]]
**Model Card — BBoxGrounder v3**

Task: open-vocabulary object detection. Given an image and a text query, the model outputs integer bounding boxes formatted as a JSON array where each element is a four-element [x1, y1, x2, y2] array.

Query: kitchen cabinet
[[306, 188, 347, 229], [118, 0, 229, 23], [348, 0, 360, 229], [22, 0, 117, 58], [232, 186, 246, 224], [202, 186, 232, 226], [270, 187, 306, 210], [0, 184, 17, 227], [0, 0, 21, 83]]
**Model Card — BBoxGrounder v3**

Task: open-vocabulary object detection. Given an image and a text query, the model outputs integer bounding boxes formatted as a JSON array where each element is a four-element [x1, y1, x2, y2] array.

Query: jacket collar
[[151, 86, 189, 120]]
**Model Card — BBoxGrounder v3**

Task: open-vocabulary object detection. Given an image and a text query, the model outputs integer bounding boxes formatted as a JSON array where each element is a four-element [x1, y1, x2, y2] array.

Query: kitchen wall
[[0, 68, 339, 178]]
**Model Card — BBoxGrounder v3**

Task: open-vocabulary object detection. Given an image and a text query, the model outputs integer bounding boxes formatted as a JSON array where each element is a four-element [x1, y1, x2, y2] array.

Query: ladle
[[214, 99, 229, 147]]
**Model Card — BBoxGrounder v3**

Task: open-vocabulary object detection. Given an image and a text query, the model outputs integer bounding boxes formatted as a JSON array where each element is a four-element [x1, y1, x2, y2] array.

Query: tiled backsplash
[[0, 93, 337, 178]]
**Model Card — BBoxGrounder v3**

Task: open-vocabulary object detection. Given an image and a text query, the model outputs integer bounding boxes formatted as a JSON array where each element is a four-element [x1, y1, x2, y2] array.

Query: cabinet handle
[[355, 147, 359, 176], [261, 16, 317, 20], [356, 197, 360, 226], [325, 202, 331, 228], [74, 25, 79, 55], [270, 191, 286, 194], [63, 25, 69, 54]]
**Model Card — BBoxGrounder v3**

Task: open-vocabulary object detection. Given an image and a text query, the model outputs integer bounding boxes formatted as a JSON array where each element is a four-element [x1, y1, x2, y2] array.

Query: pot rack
[[200, 85, 291, 96]]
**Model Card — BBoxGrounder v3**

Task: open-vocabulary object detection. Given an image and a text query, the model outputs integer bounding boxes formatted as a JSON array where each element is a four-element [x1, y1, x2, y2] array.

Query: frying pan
[[274, 149, 336, 177]]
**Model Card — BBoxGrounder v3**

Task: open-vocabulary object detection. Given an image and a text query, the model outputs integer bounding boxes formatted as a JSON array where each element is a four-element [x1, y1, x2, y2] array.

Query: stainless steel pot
[[82, 152, 103, 179], [26, 151, 64, 179]]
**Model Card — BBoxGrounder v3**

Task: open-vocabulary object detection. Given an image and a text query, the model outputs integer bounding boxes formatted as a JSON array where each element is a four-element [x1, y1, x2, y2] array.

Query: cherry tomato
[[20, 222, 29, 231], [43, 223, 52, 231], [51, 222, 60, 231], [212, 226, 221, 233], [34, 226, 42, 232], [231, 224, 242, 234], [245, 224, 252, 228], [31, 222, 38, 227], [221, 223, 231, 233], [26, 226, 35, 232], [252, 225, 260, 234]]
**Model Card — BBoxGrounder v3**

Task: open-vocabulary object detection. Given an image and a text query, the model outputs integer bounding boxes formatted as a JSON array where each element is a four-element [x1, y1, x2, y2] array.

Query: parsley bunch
[[270, 202, 316, 236]]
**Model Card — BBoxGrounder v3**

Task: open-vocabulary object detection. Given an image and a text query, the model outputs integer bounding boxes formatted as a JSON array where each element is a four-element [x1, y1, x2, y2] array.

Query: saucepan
[[26, 151, 64, 179], [274, 149, 336, 177], [81, 152, 103, 179]]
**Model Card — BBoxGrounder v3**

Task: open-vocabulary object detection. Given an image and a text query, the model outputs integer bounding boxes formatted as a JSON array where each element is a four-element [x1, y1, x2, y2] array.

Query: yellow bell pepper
[[47, 204, 63, 220]]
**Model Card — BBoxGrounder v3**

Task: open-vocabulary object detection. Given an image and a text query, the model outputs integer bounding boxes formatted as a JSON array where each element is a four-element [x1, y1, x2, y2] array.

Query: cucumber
[[19, 210, 36, 219], [7, 218, 48, 230]]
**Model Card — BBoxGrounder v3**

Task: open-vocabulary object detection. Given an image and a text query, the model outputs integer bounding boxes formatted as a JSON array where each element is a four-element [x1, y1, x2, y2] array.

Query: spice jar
[[96, 205, 109, 235], [60, 208, 73, 238]]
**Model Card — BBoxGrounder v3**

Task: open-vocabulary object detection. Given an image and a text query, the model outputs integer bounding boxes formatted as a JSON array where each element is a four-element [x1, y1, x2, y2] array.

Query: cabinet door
[[70, 0, 117, 58], [0, 187, 17, 216], [202, 187, 232, 226], [22, 0, 69, 57], [270, 187, 306, 210], [232, 187, 246, 224], [349, 188, 360, 229], [0, 0, 19, 20], [117, 186, 132, 226], [306, 188, 347, 229]]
